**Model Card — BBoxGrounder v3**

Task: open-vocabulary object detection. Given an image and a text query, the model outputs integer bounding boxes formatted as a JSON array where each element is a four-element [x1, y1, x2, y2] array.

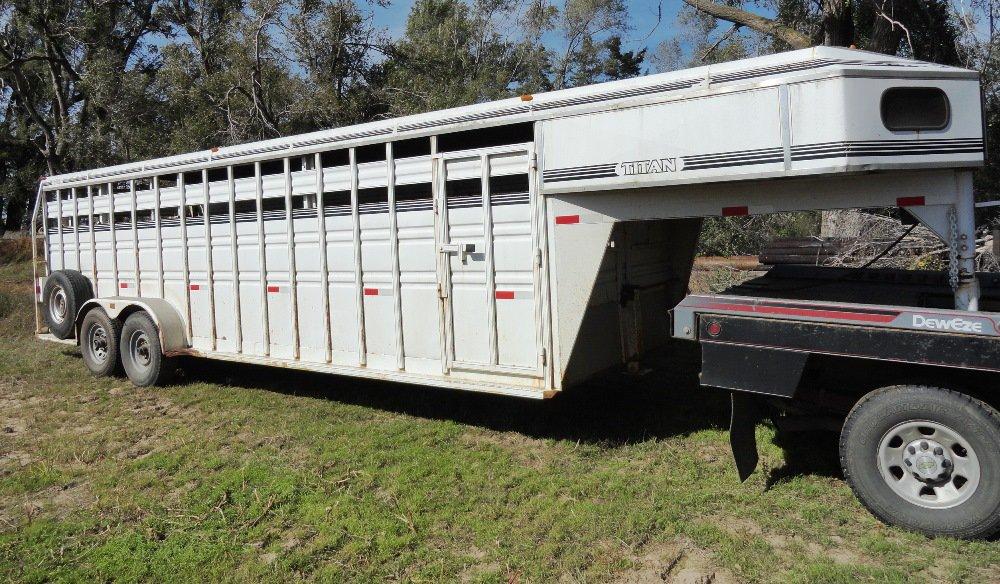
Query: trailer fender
[[75, 298, 189, 354], [730, 392, 765, 482]]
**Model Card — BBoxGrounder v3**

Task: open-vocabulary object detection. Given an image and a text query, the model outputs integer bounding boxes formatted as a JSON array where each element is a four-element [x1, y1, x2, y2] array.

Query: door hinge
[[540, 348, 547, 367], [437, 282, 448, 299], [530, 152, 538, 171], [534, 248, 542, 268]]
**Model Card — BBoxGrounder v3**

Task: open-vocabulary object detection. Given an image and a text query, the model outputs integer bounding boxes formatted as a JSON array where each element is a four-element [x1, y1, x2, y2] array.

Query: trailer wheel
[[120, 312, 175, 387], [840, 385, 1000, 539], [80, 309, 121, 377], [42, 270, 93, 339]]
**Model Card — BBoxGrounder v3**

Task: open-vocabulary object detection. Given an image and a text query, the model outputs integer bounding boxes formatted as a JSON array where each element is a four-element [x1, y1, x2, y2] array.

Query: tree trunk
[[821, 0, 854, 46]]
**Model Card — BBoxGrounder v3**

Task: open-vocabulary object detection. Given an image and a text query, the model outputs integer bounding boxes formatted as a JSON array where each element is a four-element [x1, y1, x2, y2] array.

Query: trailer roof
[[42, 46, 977, 189]]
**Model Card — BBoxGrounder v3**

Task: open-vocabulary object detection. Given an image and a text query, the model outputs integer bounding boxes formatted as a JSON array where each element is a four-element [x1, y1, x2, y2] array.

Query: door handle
[[439, 243, 476, 263]]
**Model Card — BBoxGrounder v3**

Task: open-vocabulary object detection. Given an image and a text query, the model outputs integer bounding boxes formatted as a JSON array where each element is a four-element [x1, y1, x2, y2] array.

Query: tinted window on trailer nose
[[881, 87, 950, 131]]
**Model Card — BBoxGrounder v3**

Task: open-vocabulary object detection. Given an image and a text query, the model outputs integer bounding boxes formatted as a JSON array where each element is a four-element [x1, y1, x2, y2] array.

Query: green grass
[[0, 253, 997, 582]]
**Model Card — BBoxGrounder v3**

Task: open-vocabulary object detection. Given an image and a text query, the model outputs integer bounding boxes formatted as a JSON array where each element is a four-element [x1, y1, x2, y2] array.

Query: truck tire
[[42, 270, 93, 339], [120, 312, 175, 387], [840, 385, 1000, 539], [80, 308, 122, 377]]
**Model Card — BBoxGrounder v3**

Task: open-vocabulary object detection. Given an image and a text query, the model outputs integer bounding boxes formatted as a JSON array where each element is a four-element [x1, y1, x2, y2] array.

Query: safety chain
[[948, 206, 960, 290]]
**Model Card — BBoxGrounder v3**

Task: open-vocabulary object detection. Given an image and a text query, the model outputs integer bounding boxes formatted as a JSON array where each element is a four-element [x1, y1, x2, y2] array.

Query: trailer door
[[436, 146, 544, 377]]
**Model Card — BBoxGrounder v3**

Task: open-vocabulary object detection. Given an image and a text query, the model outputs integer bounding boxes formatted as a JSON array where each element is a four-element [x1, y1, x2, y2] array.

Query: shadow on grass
[[765, 428, 843, 487], [178, 341, 733, 448], [67, 335, 840, 481]]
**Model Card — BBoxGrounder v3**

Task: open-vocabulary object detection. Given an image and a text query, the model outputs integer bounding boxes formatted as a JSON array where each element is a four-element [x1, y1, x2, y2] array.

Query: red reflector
[[119, 282, 128, 289], [555, 215, 580, 225], [722, 206, 749, 217], [363, 288, 379, 296], [495, 291, 515, 300], [707, 321, 722, 336], [35, 285, 40, 293], [189, 284, 200, 291], [896, 196, 925, 207], [266, 285, 279, 293]]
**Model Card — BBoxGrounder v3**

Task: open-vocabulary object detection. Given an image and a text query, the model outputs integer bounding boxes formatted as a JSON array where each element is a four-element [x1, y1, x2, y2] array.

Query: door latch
[[439, 243, 476, 263]]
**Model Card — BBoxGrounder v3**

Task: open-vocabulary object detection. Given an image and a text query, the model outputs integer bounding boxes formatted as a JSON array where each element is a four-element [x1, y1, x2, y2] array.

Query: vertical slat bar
[[481, 155, 499, 366], [109, 180, 120, 291], [284, 158, 300, 360], [439, 154, 457, 372], [154, 176, 165, 298], [56, 188, 64, 269], [88, 185, 97, 288], [39, 186, 49, 267], [131, 180, 141, 296], [387, 142, 405, 370], [315, 153, 332, 363], [72, 187, 81, 270], [529, 146, 549, 379], [228, 166, 242, 354], [203, 168, 217, 351], [431, 138, 450, 374], [179, 172, 191, 333], [256, 161, 271, 356], [32, 183, 46, 334], [350, 147, 366, 366]]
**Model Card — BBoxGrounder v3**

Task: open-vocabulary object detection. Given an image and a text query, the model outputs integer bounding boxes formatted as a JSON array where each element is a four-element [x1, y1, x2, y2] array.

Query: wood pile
[[759, 237, 852, 266]]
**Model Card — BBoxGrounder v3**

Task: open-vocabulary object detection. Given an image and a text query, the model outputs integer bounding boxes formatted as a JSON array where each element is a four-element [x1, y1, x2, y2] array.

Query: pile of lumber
[[759, 237, 852, 266]]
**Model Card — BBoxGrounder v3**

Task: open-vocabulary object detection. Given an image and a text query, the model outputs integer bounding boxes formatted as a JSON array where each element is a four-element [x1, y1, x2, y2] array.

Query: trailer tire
[[840, 385, 1000, 539], [120, 312, 175, 387], [80, 308, 121, 377], [42, 270, 93, 339]]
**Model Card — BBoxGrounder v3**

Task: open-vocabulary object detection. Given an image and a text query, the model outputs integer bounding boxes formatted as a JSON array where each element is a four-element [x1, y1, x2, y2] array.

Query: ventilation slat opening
[[438, 122, 533, 153]]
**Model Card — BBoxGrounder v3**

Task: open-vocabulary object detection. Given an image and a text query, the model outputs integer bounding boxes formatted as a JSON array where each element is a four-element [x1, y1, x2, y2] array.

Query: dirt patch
[[712, 516, 867, 571], [713, 516, 763, 538], [764, 532, 865, 567], [613, 537, 739, 584], [458, 545, 502, 583], [1, 416, 26, 436], [459, 429, 559, 470], [5, 481, 95, 528]]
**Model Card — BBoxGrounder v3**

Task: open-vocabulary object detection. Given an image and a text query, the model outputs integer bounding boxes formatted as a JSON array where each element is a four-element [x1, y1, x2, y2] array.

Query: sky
[[371, 0, 691, 57]]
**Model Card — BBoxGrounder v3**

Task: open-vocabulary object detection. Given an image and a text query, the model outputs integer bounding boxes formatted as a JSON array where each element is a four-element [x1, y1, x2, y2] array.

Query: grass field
[[1, 243, 998, 582]]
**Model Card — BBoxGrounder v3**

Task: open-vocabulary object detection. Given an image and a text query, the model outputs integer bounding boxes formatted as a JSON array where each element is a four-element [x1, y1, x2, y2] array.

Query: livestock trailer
[[30, 47, 1000, 538]]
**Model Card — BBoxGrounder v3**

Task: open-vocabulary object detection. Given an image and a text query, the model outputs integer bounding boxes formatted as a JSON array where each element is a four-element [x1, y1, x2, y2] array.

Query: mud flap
[[730, 392, 764, 482]]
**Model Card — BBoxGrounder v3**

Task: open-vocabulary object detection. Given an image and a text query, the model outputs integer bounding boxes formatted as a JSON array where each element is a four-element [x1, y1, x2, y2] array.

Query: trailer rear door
[[436, 146, 544, 377]]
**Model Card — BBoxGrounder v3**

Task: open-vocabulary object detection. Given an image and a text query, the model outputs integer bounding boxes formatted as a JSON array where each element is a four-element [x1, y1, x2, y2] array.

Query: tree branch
[[682, 0, 811, 49]]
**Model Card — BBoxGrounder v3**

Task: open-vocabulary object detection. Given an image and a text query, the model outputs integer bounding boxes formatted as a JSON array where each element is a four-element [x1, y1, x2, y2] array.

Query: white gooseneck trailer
[[30, 47, 1000, 538]]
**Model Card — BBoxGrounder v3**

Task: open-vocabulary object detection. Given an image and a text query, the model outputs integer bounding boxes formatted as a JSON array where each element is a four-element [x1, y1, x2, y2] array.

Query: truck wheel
[[80, 309, 121, 377], [42, 270, 93, 339], [840, 385, 1000, 539], [120, 312, 175, 387]]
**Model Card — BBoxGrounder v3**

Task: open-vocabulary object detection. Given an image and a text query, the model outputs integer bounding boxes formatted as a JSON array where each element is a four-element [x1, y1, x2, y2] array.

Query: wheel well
[[73, 302, 103, 341], [116, 304, 146, 324]]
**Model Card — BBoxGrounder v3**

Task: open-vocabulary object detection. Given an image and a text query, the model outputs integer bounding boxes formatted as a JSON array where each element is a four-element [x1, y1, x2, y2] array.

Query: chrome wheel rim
[[49, 286, 68, 324], [87, 323, 109, 363], [129, 329, 152, 368], [877, 420, 981, 509]]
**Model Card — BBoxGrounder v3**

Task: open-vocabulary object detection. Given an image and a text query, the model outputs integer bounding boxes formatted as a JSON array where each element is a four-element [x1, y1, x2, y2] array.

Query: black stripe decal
[[542, 138, 983, 183], [544, 172, 618, 183], [683, 155, 785, 170]]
